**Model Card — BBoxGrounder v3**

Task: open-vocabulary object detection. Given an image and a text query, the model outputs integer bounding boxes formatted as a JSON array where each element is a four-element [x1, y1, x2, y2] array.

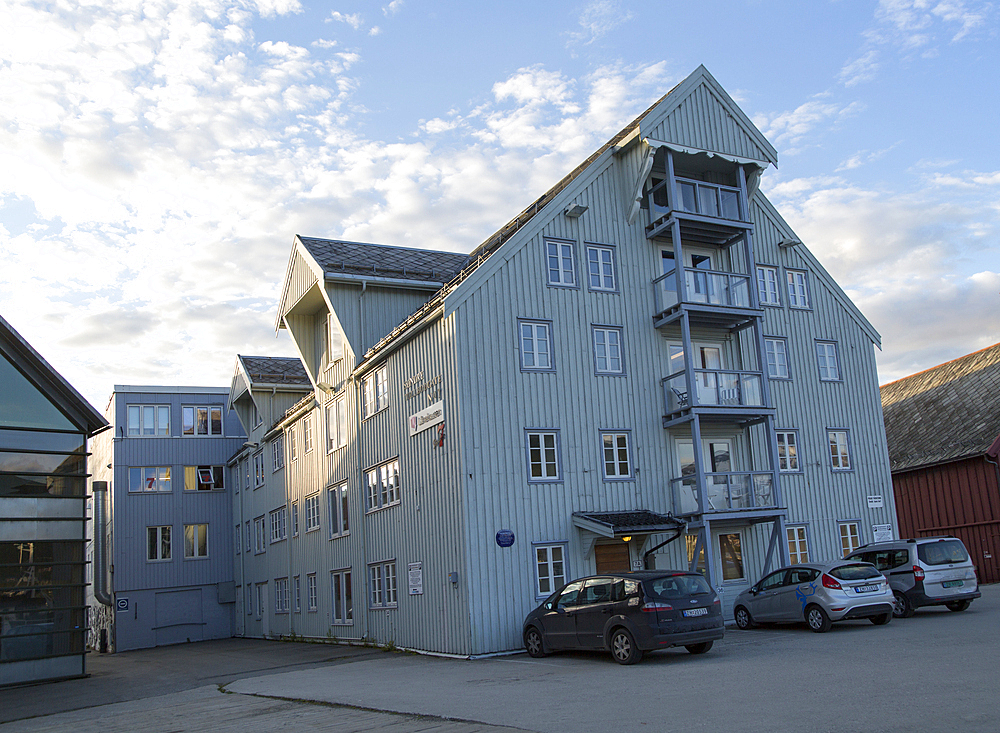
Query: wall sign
[[867, 495, 884, 509], [116, 598, 129, 612], [408, 562, 423, 595], [408, 401, 444, 437], [496, 529, 515, 548], [403, 372, 443, 401], [872, 524, 893, 542]]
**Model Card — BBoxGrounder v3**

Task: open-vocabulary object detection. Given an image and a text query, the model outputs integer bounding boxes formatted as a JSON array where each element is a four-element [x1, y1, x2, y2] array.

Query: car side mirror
[[750, 586, 758, 595]]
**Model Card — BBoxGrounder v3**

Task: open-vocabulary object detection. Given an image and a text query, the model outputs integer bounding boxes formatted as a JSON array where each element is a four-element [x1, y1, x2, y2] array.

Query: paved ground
[[2, 585, 998, 732]]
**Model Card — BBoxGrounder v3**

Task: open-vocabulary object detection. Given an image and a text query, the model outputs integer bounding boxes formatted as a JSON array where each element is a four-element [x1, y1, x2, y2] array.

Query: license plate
[[683, 607, 708, 617], [854, 584, 880, 593], [943, 580, 964, 588]]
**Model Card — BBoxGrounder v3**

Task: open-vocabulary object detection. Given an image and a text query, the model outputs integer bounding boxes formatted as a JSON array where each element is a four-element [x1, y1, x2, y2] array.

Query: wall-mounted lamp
[[564, 204, 588, 218], [621, 536, 632, 543], [242, 441, 258, 449], [316, 381, 334, 393], [777, 237, 801, 248]]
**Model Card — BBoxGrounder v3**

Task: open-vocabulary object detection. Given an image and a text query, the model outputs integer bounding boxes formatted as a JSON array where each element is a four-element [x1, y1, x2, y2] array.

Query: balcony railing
[[671, 472, 775, 515], [662, 369, 764, 413], [648, 176, 744, 223], [653, 268, 752, 313]]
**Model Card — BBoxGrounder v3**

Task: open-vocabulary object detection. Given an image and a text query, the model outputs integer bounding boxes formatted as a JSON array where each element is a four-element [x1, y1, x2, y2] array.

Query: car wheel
[[892, 590, 915, 618], [523, 627, 547, 658], [734, 605, 753, 630], [685, 641, 713, 655], [870, 612, 892, 625], [609, 628, 642, 665], [946, 600, 971, 612], [805, 604, 832, 633]]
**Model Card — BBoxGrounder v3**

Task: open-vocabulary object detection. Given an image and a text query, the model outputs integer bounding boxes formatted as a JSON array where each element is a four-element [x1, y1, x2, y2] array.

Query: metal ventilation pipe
[[92, 480, 112, 606]]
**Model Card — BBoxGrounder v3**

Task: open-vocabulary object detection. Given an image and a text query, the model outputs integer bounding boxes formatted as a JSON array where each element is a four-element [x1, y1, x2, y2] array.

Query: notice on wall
[[872, 524, 893, 542], [116, 598, 129, 612], [408, 562, 423, 595], [408, 401, 444, 437], [867, 495, 884, 509]]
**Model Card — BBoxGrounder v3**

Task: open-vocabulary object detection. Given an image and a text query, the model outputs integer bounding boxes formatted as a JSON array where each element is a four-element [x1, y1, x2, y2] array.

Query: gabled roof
[[0, 314, 108, 436], [238, 355, 311, 386], [880, 343, 1000, 472], [299, 237, 469, 285]]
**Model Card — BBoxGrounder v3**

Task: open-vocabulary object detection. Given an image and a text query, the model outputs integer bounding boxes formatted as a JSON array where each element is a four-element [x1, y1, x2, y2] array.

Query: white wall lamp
[[316, 381, 334, 393], [564, 204, 588, 218], [777, 237, 801, 248]]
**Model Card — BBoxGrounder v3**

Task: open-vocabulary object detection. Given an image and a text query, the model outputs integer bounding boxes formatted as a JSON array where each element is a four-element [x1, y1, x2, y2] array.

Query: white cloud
[[754, 98, 864, 155], [328, 11, 363, 29], [564, 0, 635, 46], [382, 0, 404, 16]]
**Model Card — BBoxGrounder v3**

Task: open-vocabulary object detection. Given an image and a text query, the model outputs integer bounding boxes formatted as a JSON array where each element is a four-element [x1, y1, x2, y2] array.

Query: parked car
[[846, 536, 981, 618], [733, 561, 894, 633], [522, 571, 724, 665]]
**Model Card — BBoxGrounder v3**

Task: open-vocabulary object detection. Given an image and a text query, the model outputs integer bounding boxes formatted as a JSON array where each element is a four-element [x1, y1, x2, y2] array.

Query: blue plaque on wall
[[496, 529, 515, 548]]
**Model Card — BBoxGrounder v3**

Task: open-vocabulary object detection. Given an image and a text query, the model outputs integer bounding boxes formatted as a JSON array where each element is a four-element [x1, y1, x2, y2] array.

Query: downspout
[[358, 280, 368, 355], [642, 517, 688, 569], [92, 480, 112, 606]]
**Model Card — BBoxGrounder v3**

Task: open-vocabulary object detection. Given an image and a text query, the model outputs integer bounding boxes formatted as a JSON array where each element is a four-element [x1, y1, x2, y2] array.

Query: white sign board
[[867, 495, 884, 509], [408, 562, 423, 595], [872, 524, 893, 542], [408, 401, 444, 437]]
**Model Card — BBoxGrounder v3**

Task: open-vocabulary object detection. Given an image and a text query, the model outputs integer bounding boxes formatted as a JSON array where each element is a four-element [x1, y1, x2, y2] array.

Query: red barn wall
[[892, 456, 1000, 584]]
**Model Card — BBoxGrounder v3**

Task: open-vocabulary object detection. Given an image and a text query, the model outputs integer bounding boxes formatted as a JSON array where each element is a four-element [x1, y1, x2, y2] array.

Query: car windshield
[[646, 574, 712, 599], [829, 564, 881, 581], [918, 540, 969, 566]]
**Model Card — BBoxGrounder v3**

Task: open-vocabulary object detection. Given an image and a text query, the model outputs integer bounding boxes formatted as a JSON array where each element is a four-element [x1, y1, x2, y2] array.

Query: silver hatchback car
[[733, 561, 894, 632]]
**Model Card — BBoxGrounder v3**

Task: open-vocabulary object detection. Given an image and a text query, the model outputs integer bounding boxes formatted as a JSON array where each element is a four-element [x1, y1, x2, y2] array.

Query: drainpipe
[[642, 517, 688, 569], [92, 481, 112, 606]]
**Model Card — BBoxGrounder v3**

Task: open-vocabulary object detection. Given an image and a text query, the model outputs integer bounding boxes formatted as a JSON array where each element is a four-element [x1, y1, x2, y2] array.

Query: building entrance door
[[595, 543, 630, 573]]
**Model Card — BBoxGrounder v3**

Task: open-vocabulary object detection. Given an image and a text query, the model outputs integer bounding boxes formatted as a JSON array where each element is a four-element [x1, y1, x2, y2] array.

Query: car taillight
[[641, 602, 673, 612], [912, 565, 925, 581], [821, 573, 842, 590]]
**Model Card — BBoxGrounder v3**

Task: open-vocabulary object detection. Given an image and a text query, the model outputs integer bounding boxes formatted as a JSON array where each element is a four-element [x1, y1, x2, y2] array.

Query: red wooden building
[[880, 343, 1000, 584]]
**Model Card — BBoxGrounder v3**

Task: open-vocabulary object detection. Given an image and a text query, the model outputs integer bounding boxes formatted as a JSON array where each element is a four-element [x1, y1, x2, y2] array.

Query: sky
[[1, 0, 998, 410]]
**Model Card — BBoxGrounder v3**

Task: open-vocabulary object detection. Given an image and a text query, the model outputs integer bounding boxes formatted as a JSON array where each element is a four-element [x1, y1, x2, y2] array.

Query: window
[[535, 544, 566, 596], [274, 578, 289, 613], [255, 583, 265, 619], [253, 516, 266, 554], [303, 416, 314, 453], [294, 576, 301, 612], [270, 507, 287, 543], [245, 520, 251, 553], [330, 318, 344, 363], [365, 459, 400, 511], [235, 524, 241, 555], [601, 431, 632, 479], [288, 425, 298, 461], [127, 405, 169, 437], [828, 430, 852, 470], [326, 398, 346, 452], [756, 265, 780, 306], [128, 466, 171, 492], [184, 465, 224, 491], [182, 405, 224, 436], [147, 526, 171, 561], [545, 239, 576, 287], [776, 431, 799, 472], [291, 500, 299, 536], [519, 320, 553, 371], [525, 430, 560, 482], [243, 459, 250, 490], [184, 524, 208, 559], [839, 522, 861, 557], [786, 270, 810, 308], [586, 244, 616, 291], [328, 483, 349, 537], [787, 526, 809, 564], [369, 561, 397, 609], [816, 341, 841, 381], [246, 584, 253, 616], [362, 365, 388, 418], [305, 493, 321, 531], [331, 569, 353, 624], [593, 326, 623, 375], [685, 535, 707, 574], [252, 402, 261, 427], [719, 532, 744, 581], [253, 452, 265, 486], [764, 337, 790, 379], [272, 435, 284, 471], [307, 573, 318, 611]]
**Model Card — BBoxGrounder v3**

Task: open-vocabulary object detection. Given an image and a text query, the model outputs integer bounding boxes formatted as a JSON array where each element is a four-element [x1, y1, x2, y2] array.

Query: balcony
[[646, 176, 751, 243], [653, 267, 752, 313], [671, 472, 776, 516], [662, 369, 765, 416]]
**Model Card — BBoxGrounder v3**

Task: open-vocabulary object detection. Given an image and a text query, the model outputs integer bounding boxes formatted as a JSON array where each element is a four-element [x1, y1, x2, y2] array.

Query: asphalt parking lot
[[2, 584, 998, 732]]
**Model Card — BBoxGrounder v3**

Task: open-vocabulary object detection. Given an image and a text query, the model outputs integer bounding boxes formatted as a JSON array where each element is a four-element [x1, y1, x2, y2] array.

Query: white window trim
[[828, 429, 852, 471], [816, 340, 842, 382], [525, 430, 561, 483], [756, 265, 780, 306], [147, 525, 171, 562], [787, 525, 809, 564], [183, 523, 209, 560], [365, 459, 400, 512], [764, 337, 790, 379], [181, 404, 225, 437], [545, 238, 577, 288], [838, 521, 862, 558], [518, 320, 554, 371], [269, 506, 287, 543], [534, 542, 567, 598], [776, 430, 800, 472], [127, 404, 170, 437], [328, 483, 349, 538], [585, 243, 617, 292], [307, 573, 318, 611], [600, 430, 633, 480], [305, 493, 321, 532], [363, 365, 389, 419], [786, 269, 810, 309], [331, 568, 353, 625], [272, 435, 285, 471], [128, 466, 172, 493], [274, 577, 290, 613], [592, 325, 624, 375], [368, 560, 398, 609]]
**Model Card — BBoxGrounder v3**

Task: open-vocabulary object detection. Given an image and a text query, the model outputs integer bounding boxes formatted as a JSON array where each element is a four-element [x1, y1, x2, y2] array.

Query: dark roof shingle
[[239, 355, 311, 386], [298, 238, 469, 285]]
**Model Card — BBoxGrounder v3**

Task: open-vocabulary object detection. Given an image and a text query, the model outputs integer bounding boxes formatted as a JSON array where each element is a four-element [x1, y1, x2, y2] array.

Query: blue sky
[[1, 0, 998, 408]]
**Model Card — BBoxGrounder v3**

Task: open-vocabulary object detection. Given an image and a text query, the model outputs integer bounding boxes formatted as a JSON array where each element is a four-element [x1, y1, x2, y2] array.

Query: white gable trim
[[645, 139, 774, 169]]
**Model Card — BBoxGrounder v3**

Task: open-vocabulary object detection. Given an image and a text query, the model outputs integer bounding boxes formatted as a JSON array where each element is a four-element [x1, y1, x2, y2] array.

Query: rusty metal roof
[[880, 343, 1000, 472], [298, 237, 469, 285]]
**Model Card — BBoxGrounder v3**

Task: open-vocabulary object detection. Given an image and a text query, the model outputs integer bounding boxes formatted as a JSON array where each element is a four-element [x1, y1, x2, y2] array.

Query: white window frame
[[328, 483, 349, 538], [272, 435, 285, 471], [326, 397, 346, 453], [519, 320, 553, 371], [786, 269, 810, 309], [331, 569, 353, 624], [305, 493, 321, 531], [368, 561, 397, 609], [365, 459, 400, 512], [291, 500, 299, 536], [246, 584, 253, 616], [756, 265, 780, 306], [183, 523, 208, 559], [545, 238, 576, 287], [243, 459, 250, 490], [147, 525, 171, 562], [586, 244, 616, 292], [274, 577, 289, 613], [255, 583, 265, 619], [288, 425, 298, 461], [787, 526, 809, 564], [245, 520, 251, 553], [363, 365, 389, 419], [235, 524, 241, 555], [718, 531, 745, 582], [764, 337, 790, 379], [839, 521, 862, 557], [294, 575, 301, 613], [776, 431, 800, 472], [181, 405, 224, 437], [601, 431, 633, 480], [816, 341, 841, 381], [592, 326, 624, 375], [253, 516, 266, 554], [128, 466, 171, 493], [329, 317, 344, 363], [253, 452, 265, 487], [184, 465, 224, 491], [525, 430, 561, 482], [307, 573, 318, 611], [534, 543, 567, 598], [828, 429, 852, 471], [269, 506, 287, 543], [127, 404, 170, 437], [303, 416, 314, 454]]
